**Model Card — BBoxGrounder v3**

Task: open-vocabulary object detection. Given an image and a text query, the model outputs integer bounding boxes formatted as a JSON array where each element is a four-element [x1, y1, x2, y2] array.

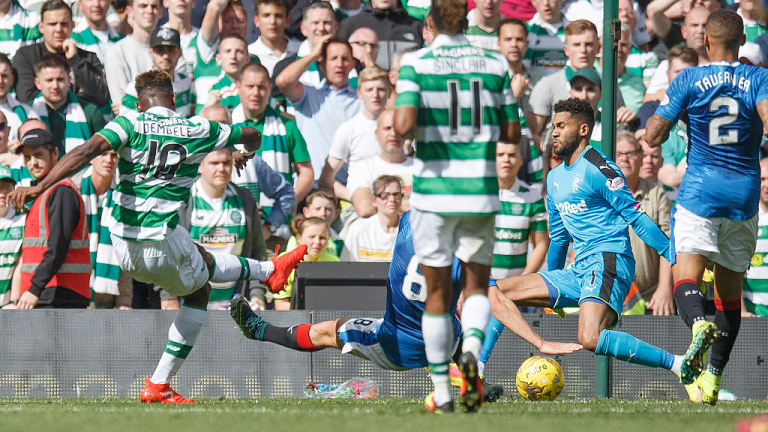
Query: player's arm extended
[[546, 195, 571, 270], [643, 114, 674, 147], [9, 134, 112, 212], [488, 284, 582, 355], [629, 211, 670, 261], [603, 176, 671, 261]]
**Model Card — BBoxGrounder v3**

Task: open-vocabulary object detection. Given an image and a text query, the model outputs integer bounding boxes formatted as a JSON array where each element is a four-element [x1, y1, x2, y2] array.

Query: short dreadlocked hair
[[553, 98, 595, 133], [135, 70, 173, 101]]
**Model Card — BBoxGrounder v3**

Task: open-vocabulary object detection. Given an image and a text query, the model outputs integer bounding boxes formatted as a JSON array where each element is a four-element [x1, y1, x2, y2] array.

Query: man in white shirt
[[248, 0, 300, 76], [319, 65, 388, 201], [341, 175, 401, 262], [346, 108, 412, 217], [104, 0, 161, 103]]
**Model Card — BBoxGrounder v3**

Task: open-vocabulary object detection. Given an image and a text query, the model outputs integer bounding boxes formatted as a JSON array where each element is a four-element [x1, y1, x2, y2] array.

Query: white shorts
[[336, 318, 408, 371], [111, 226, 209, 297], [671, 204, 758, 273], [410, 208, 495, 267]]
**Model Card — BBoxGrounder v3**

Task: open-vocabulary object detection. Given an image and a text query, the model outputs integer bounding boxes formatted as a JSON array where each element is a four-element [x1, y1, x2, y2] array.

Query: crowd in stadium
[[0, 0, 764, 317]]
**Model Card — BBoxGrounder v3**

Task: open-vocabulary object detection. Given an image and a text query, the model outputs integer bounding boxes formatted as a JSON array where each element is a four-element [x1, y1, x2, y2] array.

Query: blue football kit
[[338, 212, 474, 370], [541, 147, 670, 320], [536, 147, 677, 370], [656, 61, 768, 221]]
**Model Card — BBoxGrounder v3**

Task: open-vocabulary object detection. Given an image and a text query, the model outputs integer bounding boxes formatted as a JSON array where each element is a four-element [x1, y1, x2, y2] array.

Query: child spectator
[[287, 189, 342, 256], [273, 215, 339, 310]]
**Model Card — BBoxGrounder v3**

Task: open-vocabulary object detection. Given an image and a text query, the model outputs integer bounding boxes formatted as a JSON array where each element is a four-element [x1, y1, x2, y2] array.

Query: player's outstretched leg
[[581, 303, 683, 376], [230, 294, 321, 351], [208, 244, 308, 293]]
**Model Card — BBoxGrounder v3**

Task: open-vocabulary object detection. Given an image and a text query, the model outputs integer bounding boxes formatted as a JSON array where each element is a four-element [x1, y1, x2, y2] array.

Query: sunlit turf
[[1, 397, 765, 432]]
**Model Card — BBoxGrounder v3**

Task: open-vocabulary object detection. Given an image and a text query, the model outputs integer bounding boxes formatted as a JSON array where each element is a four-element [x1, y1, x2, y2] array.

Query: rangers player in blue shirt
[[496, 98, 687, 381], [645, 9, 768, 405], [229, 212, 580, 409]]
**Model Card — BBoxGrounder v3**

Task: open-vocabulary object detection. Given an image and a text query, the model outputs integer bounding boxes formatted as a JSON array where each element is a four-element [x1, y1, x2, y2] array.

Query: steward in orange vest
[[17, 129, 91, 308]]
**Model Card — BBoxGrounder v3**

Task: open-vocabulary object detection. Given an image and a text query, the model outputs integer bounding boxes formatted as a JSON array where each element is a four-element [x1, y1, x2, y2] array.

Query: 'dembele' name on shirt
[[694, 71, 751, 93], [137, 116, 192, 138]]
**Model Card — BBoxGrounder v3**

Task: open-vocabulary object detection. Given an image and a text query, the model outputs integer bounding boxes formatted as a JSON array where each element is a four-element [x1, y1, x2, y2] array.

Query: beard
[[553, 132, 580, 158]]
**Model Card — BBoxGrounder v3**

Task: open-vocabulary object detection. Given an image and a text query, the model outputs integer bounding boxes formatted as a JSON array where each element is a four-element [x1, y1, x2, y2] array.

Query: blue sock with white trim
[[596, 329, 675, 369], [479, 316, 504, 365]]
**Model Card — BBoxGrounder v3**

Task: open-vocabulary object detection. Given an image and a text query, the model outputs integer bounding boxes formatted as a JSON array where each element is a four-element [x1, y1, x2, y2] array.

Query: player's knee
[[196, 244, 215, 271], [182, 283, 211, 308], [577, 328, 600, 352]]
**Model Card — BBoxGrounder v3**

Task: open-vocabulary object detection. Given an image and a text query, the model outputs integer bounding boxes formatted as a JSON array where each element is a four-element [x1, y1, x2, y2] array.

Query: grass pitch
[[0, 398, 765, 432]]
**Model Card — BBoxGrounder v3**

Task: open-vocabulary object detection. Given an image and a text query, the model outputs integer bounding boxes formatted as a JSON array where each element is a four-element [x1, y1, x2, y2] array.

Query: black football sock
[[674, 280, 706, 329], [262, 323, 318, 352], [708, 299, 741, 376]]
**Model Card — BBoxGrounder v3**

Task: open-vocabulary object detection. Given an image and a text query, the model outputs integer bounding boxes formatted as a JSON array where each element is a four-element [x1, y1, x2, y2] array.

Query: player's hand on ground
[[646, 287, 675, 316], [232, 150, 251, 175], [741, 309, 756, 317], [16, 291, 39, 309], [539, 341, 583, 355], [9, 186, 40, 213]]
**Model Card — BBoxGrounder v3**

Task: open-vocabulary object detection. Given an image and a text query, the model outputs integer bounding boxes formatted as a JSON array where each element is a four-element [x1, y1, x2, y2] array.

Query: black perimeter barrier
[[0, 262, 765, 399]]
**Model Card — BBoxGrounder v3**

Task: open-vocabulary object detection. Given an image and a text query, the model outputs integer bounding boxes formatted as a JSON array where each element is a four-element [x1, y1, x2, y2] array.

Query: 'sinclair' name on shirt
[[433, 58, 489, 74], [694, 71, 751, 93]]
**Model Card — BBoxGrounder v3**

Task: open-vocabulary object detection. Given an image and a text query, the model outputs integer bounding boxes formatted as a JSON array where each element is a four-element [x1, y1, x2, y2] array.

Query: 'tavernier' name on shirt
[[694, 71, 751, 93]]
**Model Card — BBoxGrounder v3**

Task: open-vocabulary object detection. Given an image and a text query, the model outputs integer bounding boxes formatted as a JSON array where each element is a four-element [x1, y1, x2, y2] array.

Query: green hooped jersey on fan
[[743, 208, 768, 316], [97, 106, 242, 241], [395, 34, 518, 215], [189, 180, 246, 301]]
